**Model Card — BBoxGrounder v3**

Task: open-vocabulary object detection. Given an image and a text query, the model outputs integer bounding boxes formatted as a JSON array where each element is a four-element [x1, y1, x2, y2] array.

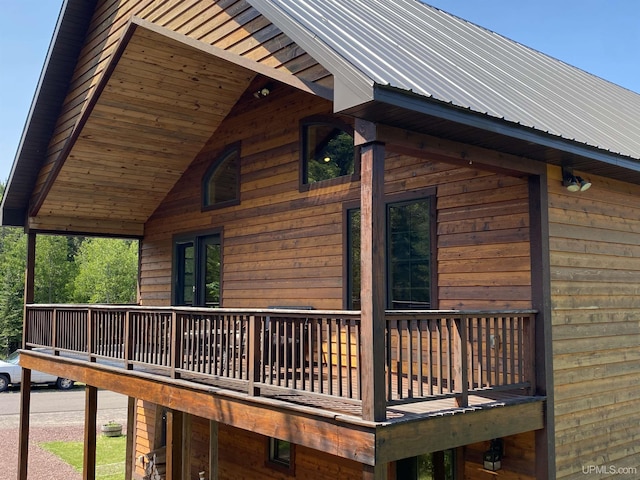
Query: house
[[2, 0, 639, 479]]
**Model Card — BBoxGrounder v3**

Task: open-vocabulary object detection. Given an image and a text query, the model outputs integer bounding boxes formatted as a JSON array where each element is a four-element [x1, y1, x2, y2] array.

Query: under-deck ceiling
[[30, 22, 257, 236]]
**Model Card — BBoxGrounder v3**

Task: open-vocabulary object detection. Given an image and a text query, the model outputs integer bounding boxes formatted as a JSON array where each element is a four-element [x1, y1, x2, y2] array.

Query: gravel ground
[[1, 425, 85, 480]]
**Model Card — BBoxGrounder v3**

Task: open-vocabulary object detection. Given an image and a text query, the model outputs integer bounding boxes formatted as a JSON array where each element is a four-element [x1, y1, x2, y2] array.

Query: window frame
[[201, 142, 241, 211], [299, 115, 359, 191], [172, 229, 223, 307], [344, 188, 438, 310], [266, 437, 295, 475]]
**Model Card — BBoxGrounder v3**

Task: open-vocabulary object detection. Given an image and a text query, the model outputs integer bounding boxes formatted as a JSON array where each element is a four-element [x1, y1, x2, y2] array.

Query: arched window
[[202, 143, 240, 209], [300, 116, 356, 187]]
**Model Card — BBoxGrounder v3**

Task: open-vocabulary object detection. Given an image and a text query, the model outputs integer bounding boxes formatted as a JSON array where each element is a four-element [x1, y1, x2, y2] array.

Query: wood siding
[[548, 165, 640, 478], [141, 86, 532, 311], [31, 0, 331, 232], [464, 432, 536, 480]]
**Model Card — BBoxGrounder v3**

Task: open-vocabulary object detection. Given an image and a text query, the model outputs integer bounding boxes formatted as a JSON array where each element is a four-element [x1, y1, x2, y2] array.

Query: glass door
[[175, 233, 221, 307]]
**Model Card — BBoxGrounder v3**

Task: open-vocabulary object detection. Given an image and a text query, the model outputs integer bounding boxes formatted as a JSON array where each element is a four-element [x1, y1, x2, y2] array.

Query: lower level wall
[[464, 432, 536, 480], [133, 402, 537, 479]]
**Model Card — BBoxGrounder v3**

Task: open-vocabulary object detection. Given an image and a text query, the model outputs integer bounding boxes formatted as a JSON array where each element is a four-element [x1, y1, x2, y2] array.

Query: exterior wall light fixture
[[483, 438, 504, 471], [562, 166, 591, 192]]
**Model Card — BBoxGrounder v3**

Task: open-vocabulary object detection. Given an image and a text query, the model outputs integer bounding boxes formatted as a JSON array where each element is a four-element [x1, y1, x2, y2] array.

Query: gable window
[[267, 438, 294, 473], [174, 232, 221, 307], [202, 144, 240, 209], [301, 117, 356, 187], [347, 194, 435, 310]]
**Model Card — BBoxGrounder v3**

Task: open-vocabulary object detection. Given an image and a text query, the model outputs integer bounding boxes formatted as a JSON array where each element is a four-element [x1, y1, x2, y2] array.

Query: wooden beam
[[375, 399, 544, 464], [83, 385, 98, 480], [125, 397, 136, 480], [17, 368, 32, 480], [359, 119, 387, 422], [377, 124, 547, 176], [20, 351, 377, 465], [166, 410, 184, 480], [363, 463, 388, 480]]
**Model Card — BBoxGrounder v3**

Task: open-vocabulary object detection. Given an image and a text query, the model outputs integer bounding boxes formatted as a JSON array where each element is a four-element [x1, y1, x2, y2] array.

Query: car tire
[[0, 374, 9, 392], [55, 377, 74, 390]]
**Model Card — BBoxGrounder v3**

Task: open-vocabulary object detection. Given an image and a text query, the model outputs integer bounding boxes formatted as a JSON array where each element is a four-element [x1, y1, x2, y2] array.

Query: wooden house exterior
[[1, 1, 638, 479]]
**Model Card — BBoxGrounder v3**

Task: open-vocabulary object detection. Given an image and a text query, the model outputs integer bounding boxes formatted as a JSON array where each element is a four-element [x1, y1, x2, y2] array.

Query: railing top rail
[[385, 309, 538, 319], [25, 304, 362, 319]]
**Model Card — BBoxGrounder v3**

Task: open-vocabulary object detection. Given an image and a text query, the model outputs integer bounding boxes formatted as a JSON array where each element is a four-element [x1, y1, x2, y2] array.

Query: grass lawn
[[40, 434, 127, 480]]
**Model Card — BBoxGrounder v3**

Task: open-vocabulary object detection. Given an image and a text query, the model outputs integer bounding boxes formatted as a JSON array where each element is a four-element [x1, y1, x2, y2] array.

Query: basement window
[[300, 116, 357, 188], [396, 449, 455, 479], [267, 438, 295, 473], [202, 143, 240, 210]]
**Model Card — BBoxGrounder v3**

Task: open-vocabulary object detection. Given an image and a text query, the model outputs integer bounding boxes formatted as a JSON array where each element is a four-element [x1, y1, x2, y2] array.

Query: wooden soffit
[[29, 18, 330, 237]]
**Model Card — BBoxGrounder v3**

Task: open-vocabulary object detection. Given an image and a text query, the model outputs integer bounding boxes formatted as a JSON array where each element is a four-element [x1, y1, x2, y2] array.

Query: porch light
[[562, 166, 591, 192], [483, 438, 504, 471]]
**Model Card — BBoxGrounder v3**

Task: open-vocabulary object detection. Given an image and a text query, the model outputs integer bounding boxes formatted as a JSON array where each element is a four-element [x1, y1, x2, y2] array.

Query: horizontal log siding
[[464, 432, 535, 480], [32, 0, 331, 205], [134, 399, 159, 478], [141, 87, 532, 312], [548, 166, 640, 478], [216, 420, 364, 479]]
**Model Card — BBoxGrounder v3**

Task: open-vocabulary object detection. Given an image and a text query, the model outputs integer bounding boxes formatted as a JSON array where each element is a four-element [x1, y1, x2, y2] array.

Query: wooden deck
[[23, 304, 538, 420]]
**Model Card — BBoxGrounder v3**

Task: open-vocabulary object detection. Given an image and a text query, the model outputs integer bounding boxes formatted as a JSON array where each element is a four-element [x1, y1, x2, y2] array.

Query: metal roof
[[248, 0, 640, 163]]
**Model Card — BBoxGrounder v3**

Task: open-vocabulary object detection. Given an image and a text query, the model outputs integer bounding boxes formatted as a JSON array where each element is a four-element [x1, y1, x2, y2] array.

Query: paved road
[[0, 386, 128, 428]]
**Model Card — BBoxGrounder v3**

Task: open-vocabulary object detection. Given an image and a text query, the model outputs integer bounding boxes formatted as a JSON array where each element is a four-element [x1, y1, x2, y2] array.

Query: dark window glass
[[174, 234, 221, 307], [303, 122, 354, 184], [348, 197, 432, 310], [388, 199, 431, 309], [268, 438, 294, 471], [203, 146, 240, 208]]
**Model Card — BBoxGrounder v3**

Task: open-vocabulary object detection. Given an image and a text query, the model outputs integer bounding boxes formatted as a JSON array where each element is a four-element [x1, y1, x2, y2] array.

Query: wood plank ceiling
[[30, 22, 257, 236]]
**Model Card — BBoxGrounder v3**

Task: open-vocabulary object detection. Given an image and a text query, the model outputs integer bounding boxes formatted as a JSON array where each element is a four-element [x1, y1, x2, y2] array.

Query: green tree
[[35, 235, 78, 303], [73, 238, 138, 304], [0, 228, 26, 355]]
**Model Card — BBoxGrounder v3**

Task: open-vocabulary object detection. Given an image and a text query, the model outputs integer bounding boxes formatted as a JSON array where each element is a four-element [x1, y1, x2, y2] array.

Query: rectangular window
[[267, 438, 295, 473], [348, 195, 434, 310], [174, 232, 221, 307]]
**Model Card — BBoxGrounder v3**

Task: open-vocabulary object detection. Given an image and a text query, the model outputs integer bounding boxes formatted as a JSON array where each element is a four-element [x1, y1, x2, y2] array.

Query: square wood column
[[357, 119, 387, 422]]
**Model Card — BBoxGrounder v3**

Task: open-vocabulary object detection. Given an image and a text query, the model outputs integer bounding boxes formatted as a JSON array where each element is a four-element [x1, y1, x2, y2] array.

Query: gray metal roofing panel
[[254, 0, 640, 161]]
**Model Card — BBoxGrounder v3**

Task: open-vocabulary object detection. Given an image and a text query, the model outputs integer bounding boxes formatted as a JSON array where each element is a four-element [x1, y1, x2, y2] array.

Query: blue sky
[[1, 0, 639, 184]]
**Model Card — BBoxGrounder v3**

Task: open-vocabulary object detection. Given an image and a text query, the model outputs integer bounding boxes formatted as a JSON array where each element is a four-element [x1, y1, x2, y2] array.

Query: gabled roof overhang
[[249, 0, 640, 185], [8, 16, 330, 236]]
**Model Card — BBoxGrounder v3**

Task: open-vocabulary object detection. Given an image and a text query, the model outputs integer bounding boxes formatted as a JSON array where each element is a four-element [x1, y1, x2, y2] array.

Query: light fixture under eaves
[[562, 166, 591, 193]]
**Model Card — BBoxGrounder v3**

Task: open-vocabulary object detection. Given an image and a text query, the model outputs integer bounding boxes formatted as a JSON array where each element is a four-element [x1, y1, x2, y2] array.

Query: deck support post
[[83, 385, 98, 480], [363, 463, 388, 480], [125, 397, 136, 480], [17, 369, 32, 480], [357, 119, 387, 422], [166, 409, 183, 479], [210, 420, 219, 480]]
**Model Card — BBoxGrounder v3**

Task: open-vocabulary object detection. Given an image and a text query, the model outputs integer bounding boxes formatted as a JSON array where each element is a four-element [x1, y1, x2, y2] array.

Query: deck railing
[[24, 305, 535, 408]]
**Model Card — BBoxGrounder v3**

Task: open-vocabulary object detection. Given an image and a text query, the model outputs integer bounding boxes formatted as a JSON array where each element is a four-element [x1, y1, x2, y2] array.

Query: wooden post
[[210, 420, 219, 480], [83, 385, 98, 480], [363, 463, 388, 480], [356, 119, 386, 422], [166, 409, 183, 480], [125, 397, 136, 480], [454, 317, 469, 407], [248, 315, 261, 396], [22, 232, 36, 349], [528, 173, 555, 479], [125, 311, 133, 370], [17, 368, 32, 480]]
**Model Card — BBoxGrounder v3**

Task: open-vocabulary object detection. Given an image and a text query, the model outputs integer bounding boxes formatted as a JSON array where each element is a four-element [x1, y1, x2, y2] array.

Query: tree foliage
[[73, 237, 138, 304], [0, 183, 139, 355]]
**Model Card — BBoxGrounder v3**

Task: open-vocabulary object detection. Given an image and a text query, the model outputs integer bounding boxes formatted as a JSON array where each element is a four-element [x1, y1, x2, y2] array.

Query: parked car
[[0, 351, 74, 392]]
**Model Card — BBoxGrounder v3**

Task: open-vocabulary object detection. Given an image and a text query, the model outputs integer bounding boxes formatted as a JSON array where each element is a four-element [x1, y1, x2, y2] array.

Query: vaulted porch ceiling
[[29, 19, 329, 237]]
